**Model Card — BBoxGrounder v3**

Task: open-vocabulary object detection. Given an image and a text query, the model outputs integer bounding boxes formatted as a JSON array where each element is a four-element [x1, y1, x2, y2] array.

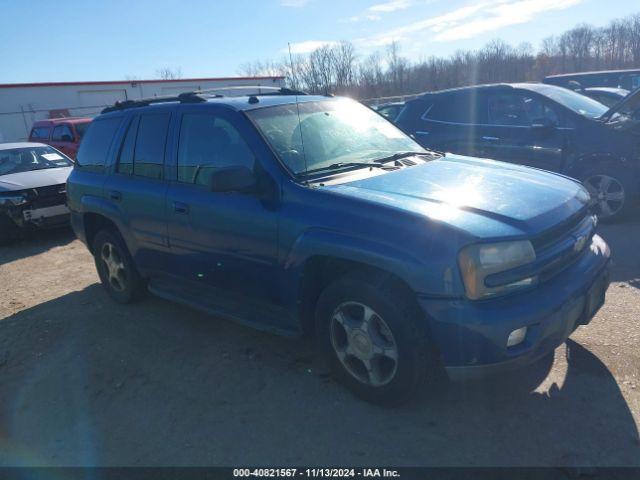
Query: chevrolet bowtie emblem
[[573, 234, 588, 253]]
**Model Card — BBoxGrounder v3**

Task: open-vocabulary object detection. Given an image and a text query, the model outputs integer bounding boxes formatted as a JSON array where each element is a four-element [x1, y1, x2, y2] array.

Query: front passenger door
[[484, 92, 568, 173]]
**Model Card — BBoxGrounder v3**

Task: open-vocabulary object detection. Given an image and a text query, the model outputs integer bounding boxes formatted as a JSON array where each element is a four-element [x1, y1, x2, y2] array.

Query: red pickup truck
[[28, 118, 92, 160]]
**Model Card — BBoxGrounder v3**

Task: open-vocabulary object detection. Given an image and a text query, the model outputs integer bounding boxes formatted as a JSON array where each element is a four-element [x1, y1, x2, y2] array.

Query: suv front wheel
[[315, 270, 437, 406], [93, 229, 144, 303]]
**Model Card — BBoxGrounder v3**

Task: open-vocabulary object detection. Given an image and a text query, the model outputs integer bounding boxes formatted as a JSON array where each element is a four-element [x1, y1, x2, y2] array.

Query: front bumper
[[1, 204, 69, 231], [418, 234, 611, 381]]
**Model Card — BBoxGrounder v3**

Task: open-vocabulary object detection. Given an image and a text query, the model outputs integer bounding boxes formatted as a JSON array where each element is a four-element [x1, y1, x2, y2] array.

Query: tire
[[0, 214, 21, 245], [92, 229, 144, 303], [315, 270, 438, 406], [581, 171, 634, 223]]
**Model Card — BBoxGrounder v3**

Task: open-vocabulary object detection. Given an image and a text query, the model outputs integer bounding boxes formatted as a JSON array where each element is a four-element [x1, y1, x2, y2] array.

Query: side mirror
[[209, 166, 256, 193], [61, 134, 73, 142]]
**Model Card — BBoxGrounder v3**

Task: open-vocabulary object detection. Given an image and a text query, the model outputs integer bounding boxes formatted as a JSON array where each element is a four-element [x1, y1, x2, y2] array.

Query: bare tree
[[237, 11, 640, 99], [156, 67, 183, 80], [386, 41, 408, 92], [237, 59, 286, 77], [333, 41, 358, 92]]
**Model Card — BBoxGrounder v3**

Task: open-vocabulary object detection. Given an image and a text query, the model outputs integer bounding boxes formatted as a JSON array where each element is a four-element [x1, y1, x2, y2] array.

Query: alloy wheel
[[584, 174, 625, 219], [100, 242, 128, 292], [329, 302, 399, 387]]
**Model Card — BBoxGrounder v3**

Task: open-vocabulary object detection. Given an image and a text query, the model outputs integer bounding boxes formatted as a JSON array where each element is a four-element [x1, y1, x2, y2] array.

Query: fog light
[[507, 327, 527, 347]]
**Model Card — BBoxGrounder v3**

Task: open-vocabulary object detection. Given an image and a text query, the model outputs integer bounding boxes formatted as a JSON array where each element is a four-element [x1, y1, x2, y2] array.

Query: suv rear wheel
[[93, 229, 144, 303], [315, 270, 437, 406]]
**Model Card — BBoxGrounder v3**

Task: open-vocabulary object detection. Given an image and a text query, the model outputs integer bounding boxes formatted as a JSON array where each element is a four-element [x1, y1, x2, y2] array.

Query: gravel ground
[[0, 219, 638, 467]]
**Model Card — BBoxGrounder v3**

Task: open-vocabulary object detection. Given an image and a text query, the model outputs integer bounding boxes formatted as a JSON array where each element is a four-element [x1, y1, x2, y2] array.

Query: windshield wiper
[[302, 162, 388, 176], [372, 151, 442, 164]]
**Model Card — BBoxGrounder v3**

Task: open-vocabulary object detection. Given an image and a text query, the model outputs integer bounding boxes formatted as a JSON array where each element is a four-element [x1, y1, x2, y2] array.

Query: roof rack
[[192, 85, 308, 96], [101, 86, 308, 113], [101, 92, 205, 113]]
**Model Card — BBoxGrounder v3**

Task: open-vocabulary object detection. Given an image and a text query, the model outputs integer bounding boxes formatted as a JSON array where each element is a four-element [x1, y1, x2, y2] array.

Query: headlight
[[458, 240, 536, 300], [0, 193, 28, 207]]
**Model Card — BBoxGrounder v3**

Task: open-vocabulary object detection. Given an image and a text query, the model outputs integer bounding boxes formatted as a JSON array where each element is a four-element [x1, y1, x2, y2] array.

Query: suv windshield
[[0, 146, 73, 176], [248, 98, 425, 176], [525, 84, 609, 119]]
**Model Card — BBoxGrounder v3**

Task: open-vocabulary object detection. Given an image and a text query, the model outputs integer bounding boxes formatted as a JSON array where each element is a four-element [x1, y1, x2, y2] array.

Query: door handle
[[173, 201, 189, 214], [482, 136, 500, 142], [108, 190, 122, 201]]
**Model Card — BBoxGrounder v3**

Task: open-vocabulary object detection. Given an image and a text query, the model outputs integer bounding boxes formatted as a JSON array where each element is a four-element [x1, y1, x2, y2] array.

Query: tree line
[[238, 12, 640, 99]]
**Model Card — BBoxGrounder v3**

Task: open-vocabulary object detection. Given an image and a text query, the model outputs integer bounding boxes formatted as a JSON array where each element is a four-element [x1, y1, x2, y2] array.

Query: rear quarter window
[[75, 117, 122, 173]]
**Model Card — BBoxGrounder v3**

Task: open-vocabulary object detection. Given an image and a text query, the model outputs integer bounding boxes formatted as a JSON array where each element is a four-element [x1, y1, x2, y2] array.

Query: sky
[[0, 0, 637, 84]]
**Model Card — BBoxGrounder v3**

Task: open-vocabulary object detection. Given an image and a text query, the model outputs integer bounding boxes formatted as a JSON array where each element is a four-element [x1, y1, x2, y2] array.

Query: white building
[[0, 76, 286, 142]]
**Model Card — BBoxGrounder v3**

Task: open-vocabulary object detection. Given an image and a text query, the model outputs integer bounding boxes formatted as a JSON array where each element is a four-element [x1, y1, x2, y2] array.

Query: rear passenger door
[[165, 107, 279, 305], [104, 108, 173, 274]]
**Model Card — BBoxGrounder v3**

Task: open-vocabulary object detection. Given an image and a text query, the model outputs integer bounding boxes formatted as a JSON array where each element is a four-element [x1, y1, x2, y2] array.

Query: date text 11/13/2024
[[232, 468, 400, 478]]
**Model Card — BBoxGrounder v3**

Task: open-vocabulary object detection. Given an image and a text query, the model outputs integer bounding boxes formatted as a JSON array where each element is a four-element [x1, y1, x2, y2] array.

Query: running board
[[148, 276, 300, 337]]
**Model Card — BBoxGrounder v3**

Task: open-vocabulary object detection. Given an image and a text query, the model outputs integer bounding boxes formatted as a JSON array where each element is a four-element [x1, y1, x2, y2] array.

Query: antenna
[[288, 42, 309, 183]]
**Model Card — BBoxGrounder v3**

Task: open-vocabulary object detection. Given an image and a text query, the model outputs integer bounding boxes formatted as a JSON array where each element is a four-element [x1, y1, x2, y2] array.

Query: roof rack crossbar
[[192, 86, 308, 96], [101, 92, 206, 113]]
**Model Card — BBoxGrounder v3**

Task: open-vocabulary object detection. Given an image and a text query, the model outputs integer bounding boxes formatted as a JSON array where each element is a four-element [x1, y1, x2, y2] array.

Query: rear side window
[[177, 113, 254, 187], [52, 124, 74, 141], [76, 117, 121, 172], [30, 126, 50, 140], [422, 95, 480, 124], [132, 113, 170, 180]]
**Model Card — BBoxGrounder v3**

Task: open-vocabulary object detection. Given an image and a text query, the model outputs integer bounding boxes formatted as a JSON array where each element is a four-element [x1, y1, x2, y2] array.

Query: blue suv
[[67, 88, 611, 405]]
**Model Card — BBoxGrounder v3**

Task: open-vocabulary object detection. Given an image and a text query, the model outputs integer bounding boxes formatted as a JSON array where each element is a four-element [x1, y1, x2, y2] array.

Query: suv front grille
[[487, 209, 596, 291], [533, 209, 596, 282], [531, 208, 589, 252]]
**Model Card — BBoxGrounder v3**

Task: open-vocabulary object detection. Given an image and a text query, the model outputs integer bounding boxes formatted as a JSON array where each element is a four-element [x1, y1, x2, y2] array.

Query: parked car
[[28, 117, 92, 160], [373, 102, 405, 122], [544, 69, 640, 91], [67, 90, 611, 405], [396, 83, 640, 221], [581, 87, 629, 108], [0, 142, 73, 242]]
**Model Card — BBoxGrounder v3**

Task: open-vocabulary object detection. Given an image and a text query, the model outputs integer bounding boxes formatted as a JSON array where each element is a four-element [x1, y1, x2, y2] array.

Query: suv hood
[[324, 154, 590, 239], [0, 167, 72, 192]]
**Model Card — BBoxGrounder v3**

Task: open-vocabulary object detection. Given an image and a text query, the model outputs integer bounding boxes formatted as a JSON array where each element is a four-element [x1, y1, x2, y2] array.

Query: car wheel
[[92, 229, 144, 303], [315, 270, 437, 406], [583, 173, 631, 222], [0, 214, 21, 245]]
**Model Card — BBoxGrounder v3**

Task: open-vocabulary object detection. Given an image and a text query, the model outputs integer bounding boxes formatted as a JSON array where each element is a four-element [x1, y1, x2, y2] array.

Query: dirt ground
[[0, 219, 639, 467]]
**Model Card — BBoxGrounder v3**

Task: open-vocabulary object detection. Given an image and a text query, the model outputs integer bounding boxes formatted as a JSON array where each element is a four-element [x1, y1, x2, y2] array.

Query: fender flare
[[283, 228, 431, 295], [79, 195, 135, 252], [565, 152, 635, 180]]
